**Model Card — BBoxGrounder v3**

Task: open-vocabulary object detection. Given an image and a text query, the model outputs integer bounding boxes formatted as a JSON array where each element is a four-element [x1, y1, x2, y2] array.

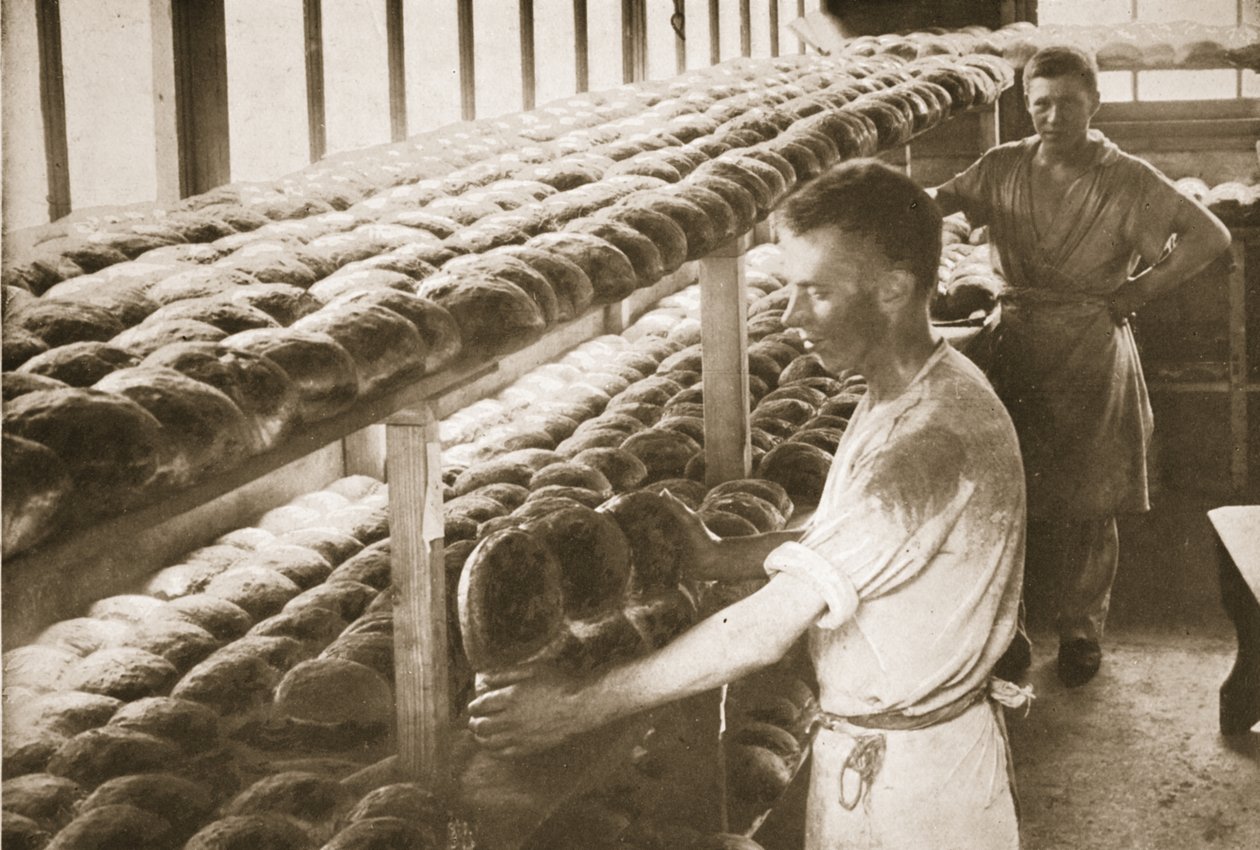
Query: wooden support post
[[708, 0, 721, 65], [622, 0, 636, 84], [149, 0, 180, 204], [386, 0, 407, 141], [1228, 239, 1248, 492], [387, 405, 449, 786], [457, 0, 476, 120], [701, 235, 753, 486], [739, 0, 751, 57], [520, 0, 536, 111], [343, 425, 386, 481], [795, 0, 806, 53], [573, 0, 589, 92], [674, 0, 686, 74], [303, 0, 326, 162], [768, 0, 779, 57], [35, 0, 71, 220], [172, 0, 231, 196]]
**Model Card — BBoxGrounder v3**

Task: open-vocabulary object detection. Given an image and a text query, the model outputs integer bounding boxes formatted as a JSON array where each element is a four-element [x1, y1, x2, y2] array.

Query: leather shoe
[[993, 632, 1032, 681], [1057, 638, 1101, 687]]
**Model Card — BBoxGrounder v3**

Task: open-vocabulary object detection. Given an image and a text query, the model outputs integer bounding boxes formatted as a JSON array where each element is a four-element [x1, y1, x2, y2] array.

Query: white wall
[[323, 0, 392, 154], [404, 0, 461, 134], [225, 0, 309, 182], [2, 0, 50, 234], [59, 0, 159, 210]]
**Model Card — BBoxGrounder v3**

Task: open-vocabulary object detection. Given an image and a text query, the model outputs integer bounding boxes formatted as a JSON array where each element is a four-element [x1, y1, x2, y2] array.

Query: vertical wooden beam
[[700, 235, 753, 485], [769, 0, 779, 57], [172, 0, 231, 197], [35, 0, 71, 220], [149, 0, 180, 203], [622, 0, 636, 84], [520, 0, 537, 111], [303, 0, 326, 161], [708, 0, 720, 65], [387, 406, 450, 785], [795, 0, 805, 53], [386, 0, 407, 141], [739, 0, 750, 57], [1228, 238, 1249, 492], [343, 425, 386, 481], [457, 0, 476, 120], [573, 0, 589, 92], [674, 0, 687, 73]]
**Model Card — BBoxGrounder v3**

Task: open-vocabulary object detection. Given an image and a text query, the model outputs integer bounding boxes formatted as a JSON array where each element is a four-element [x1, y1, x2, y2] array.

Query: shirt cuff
[[763, 541, 859, 630]]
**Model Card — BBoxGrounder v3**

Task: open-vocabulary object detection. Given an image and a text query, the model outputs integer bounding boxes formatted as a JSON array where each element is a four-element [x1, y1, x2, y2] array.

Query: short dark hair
[[776, 159, 941, 294], [1023, 45, 1099, 96]]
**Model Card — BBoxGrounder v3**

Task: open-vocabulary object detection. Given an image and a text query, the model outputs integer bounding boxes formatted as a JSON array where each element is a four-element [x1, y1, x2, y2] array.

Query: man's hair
[[1023, 45, 1099, 96], [776, 159, 941, 294]]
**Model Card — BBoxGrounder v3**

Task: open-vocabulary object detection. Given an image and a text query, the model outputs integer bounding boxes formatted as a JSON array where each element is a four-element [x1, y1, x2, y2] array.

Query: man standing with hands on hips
[[470, 160, 1029, 850], [932, 45, 1232, 687]]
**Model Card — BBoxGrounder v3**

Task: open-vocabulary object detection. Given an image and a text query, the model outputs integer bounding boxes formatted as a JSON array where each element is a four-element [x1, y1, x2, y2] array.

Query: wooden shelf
[[0, 263, 699, 648]]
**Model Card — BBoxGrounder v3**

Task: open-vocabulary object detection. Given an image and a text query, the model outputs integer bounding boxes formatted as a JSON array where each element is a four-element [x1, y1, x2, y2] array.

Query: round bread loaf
[[60, 648, 179, 702], [620, 429, 701, 483], [755, 442, 832, 508], [4, 388, 164, 512], [326, 544, 392, 591], [222, 328, 361, 421], [524, 231, 638, 302], [1, 810, 51, 850], [444, 493, 508, 524], [468, 482, 530, 510], [203, 567, 302, 619], [638, 477, 709, 510], [526, 484, 610, 509], [1, 370, 67, 402], [320, 631, 393, 681], [324, 290, 461, 374], [118, 619, 221, 673], [183, 814, 313, 850], [93, 366, 251, 489], [291, 304, 425, 394], [563, 218, 664, 287], [44, 804, 173, 850], [624, 587, 698, 650], [488, 245, 595, 320], [701, 492, 785, 533], [140, 297, 279, 335], [1, 432, 70, 557], [77, 772, 214, 834], [344, 782, 444, 825], [46, 727, 182, 787], [698, 509, 759, 538], [524, 505, 631, 618], [110, 318, 229, 357], [706, 478, 793, 518], [322, 816, 436, 850], [274, 658, 393, 727], [16, 341, 137, 387], [417, 271, 545, 356], [594, 205, 688, 274], [727, 743, 793, 807], [529, 461, 612, 493], [169, 651, 281, 714], [284, 579, 377, 622], [441, 254, 561, 325], [276, 527, 363, 565], [569, 447, 648, 492], [165, 595, 253, 641], [0, 773, 84, 832], [8, 300, 125, 348], [552, 611, 650, 675], [224, 771, 353, 824], [457, 528, 565, 670], [599, 490, 699, 591], [248, 605, 347, 648], [106, 697, 220, 754]]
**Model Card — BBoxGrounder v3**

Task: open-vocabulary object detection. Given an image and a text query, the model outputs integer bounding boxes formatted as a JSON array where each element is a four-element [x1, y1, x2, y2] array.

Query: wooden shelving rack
[[1, 99, 1005, 846]]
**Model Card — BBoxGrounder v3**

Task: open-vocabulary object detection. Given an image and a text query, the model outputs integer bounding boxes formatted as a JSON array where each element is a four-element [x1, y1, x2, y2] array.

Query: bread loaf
[[46, 727, 182, 787], [222, 328, 361, 422]]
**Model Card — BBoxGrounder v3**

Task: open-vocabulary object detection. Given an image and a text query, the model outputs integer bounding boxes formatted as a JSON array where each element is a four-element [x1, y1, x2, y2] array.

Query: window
[[1037, 0, 1254, 102]]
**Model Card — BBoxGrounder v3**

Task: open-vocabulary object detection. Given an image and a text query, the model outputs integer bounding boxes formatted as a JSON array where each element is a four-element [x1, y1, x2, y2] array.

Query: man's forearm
[[582, 573, 824, 726], [1116, 209, 1232, 314], [691, 529, 802, 581]]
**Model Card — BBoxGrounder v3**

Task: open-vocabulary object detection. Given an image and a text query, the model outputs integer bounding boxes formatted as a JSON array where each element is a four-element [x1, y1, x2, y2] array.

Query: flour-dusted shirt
[[763, 342, 1026, 850], [766, 341, 1024, 718]]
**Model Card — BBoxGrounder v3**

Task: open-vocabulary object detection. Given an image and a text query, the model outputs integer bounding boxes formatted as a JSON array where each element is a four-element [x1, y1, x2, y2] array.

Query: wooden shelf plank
[[1, 264, 700, 647]]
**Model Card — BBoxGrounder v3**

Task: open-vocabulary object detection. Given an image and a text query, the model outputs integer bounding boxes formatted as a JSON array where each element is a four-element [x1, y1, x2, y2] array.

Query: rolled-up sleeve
[[763, 426, 976, 630]]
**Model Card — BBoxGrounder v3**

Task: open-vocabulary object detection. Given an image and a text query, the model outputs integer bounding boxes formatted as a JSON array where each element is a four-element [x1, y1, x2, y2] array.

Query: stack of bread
[[1174, 177, 1259, 227]]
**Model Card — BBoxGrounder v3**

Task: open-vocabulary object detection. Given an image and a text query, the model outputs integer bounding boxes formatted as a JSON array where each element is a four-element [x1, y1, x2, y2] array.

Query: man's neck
[[1035, 132, 1095, 168], [860, 322, 940, 405]]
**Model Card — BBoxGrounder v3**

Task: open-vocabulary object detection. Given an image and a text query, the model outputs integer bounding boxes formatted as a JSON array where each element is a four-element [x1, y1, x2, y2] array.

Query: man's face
[[1025, 75, 1099, 152], [779, 227, 891, 375]]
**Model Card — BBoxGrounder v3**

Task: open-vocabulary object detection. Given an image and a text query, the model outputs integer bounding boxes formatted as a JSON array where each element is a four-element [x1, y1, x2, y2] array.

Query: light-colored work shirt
[[765, 340, 1024, 850]]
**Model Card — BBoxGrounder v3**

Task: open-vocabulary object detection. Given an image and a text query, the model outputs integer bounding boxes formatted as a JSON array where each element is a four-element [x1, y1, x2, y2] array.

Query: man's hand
[[467, 666, 604, 758], [656, 490, 723, 579]]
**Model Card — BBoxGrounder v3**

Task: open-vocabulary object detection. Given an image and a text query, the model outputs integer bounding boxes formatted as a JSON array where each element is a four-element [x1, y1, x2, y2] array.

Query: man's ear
[[876, 268, 917, 311]]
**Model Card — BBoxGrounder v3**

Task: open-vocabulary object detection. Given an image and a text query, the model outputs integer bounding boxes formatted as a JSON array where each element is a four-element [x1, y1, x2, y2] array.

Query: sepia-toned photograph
[[1, 1, 1257, 848]]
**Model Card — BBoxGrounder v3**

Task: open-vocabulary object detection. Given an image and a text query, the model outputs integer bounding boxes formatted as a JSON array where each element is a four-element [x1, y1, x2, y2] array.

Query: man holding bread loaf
[[932, 45, 1232, 687], [471, 160, 1027, 850]]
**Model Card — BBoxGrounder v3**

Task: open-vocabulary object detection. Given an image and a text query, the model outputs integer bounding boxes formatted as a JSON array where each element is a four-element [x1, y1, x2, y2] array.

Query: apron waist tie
[[805, 679, 1035, 811]]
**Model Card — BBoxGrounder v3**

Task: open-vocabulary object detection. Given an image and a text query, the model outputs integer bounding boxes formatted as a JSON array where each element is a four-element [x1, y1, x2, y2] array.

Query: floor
[[757, 488, 1260, 849]]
